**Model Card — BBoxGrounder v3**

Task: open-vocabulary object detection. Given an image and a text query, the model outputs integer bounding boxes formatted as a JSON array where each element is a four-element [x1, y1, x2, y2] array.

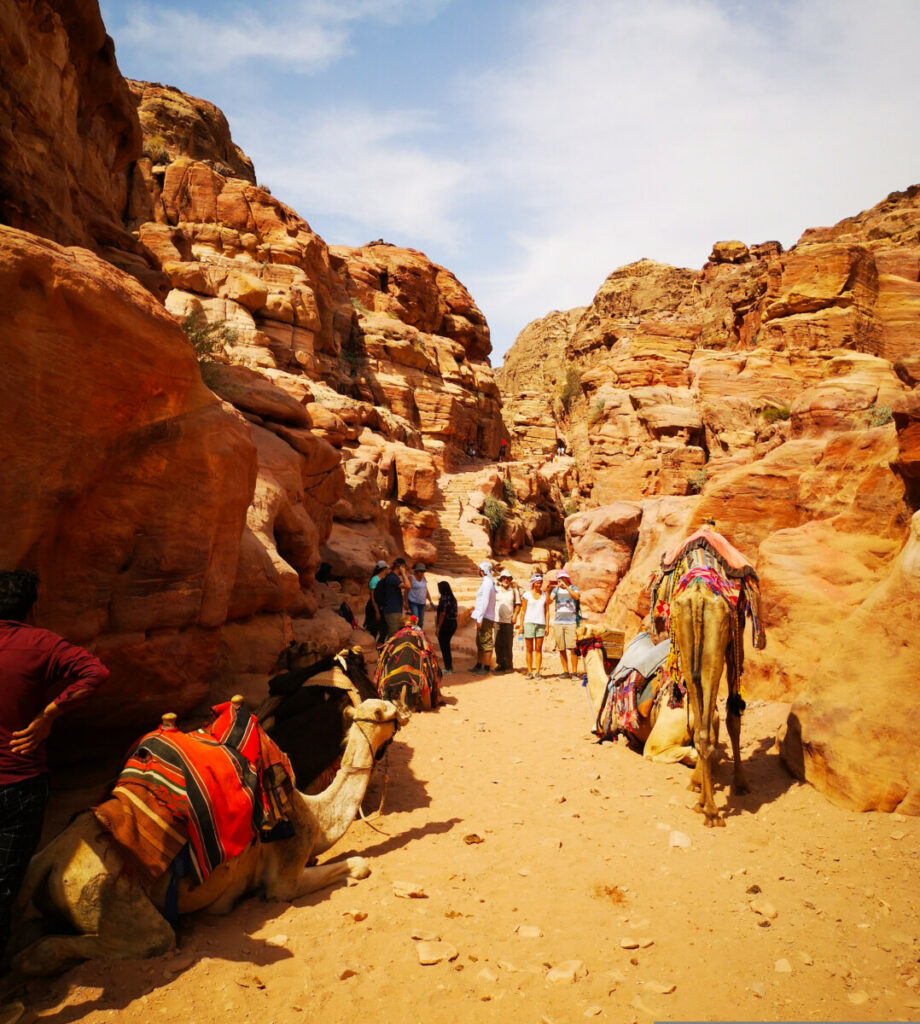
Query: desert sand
[[23, 627, 920, 1024]]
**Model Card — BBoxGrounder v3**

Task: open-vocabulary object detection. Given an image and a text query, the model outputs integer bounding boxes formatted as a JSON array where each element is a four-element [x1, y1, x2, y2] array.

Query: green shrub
[[561, 496, 579, 517], [761, 405, 791, 424], [502, 478, 517, 507], [688, 469, 708, 494], [558, 366, 582, 413], [867, 404, 893, 427], [586, 396, 606, 426], [142, 133, 170, 164], [482, 496, 506, 538], [181, 311, 237, 361]]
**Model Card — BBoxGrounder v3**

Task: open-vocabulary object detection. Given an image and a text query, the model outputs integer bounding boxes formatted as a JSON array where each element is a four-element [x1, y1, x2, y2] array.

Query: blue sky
[[100, 0, 920, 364]]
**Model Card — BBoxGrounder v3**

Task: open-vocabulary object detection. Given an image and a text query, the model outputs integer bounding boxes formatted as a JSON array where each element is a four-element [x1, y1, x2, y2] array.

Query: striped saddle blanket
[[94, 702, 294, 886], [375, 624, 440, 710]]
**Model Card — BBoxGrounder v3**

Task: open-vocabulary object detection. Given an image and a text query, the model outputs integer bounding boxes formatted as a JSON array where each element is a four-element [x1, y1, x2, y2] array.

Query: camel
[[257, 646, 380, 792], [661, 527, 766, 826], [581, 636, 699, 766], [11, 698, 405, 976]]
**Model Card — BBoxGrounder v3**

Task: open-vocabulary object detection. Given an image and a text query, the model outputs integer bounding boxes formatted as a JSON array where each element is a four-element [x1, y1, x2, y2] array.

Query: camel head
[[343, 698, 406, 761]]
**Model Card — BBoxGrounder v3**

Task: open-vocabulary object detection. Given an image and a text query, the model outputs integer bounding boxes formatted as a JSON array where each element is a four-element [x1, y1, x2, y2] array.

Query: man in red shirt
[[0, 570, 108, 979]]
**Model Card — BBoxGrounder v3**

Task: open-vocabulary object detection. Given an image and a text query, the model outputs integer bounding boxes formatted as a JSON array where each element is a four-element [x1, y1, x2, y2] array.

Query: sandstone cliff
[[499, 188, 920, 812], [0, 1, 514, 737]]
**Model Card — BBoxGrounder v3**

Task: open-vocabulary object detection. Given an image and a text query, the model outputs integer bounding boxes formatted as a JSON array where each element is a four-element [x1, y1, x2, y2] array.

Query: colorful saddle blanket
[[375, 624, 440, 710], [94, 702, 294, 885]]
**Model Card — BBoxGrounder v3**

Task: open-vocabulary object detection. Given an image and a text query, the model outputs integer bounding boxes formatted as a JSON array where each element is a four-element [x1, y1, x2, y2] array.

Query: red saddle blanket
[[94, 702, 294, 885]]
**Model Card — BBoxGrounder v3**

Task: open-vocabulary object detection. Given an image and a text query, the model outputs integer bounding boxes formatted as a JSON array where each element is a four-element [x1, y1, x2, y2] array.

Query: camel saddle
[[94, 701, 295, 886]]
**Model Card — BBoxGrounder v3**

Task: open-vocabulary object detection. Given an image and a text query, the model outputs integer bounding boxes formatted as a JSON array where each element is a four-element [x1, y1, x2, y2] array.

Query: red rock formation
[[0, 1, 157, 287], [499, 186, 920, 812], [0, 226, 256, 731]]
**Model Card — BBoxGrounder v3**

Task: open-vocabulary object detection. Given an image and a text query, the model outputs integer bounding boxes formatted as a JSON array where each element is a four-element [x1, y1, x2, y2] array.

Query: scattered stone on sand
[[516, 924, 544, 939], [265, 934, 289, 948], [847, 990, 870, 1005], [643, 980, 676, 995], [630, 995, 658, 1016], [751, 897, 778, 919], [410, 929, 440, 942], [545, 960, 588, 983], [775, 958, 792, 973], [798, 952, 814, 965], [235, 974, 265, 989], [554, 795, 567, 804], [464, 834, 484, 845], [476, 967, 498, 985], [337, 964, 361, 980], [638, 938, 654, 949], [751, 982, 766, 998], [416, 940, 459, 965], [746, 883, 762, 894], [394, 881, 428, 899], [891, 813, 907, 822], [583, 1006, 602, 1016], [669, 830, 692, 849], [344, 910, 367, 923], [620, 938, 640, 950], [890, 831, 906, 841]]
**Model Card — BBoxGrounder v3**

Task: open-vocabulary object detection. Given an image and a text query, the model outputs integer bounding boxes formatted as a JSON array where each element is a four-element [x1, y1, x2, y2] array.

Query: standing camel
[[659, 528, 765, 826]]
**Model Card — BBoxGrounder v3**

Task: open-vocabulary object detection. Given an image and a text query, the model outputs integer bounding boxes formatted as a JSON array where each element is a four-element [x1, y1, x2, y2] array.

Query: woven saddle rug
[[375, 624, 441, 710], [94, 702, 294, 886]]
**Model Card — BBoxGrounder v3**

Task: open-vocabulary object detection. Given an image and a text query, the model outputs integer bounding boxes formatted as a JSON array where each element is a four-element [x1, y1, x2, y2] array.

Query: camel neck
[[299, 725, 376, 855]]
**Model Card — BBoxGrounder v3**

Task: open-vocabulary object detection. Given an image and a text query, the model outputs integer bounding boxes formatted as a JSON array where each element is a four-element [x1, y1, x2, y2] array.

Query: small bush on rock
[[867, 404, 893, 427], [181, 311, 237, 362], [761, 405, 791, 424], [483, 496, 506, 538], [559, 366, 582, 413], [688, 469, 708, 494], [142, 133, 170, 164], [586, 397, 606, 426], [502, 478, 517, 506]]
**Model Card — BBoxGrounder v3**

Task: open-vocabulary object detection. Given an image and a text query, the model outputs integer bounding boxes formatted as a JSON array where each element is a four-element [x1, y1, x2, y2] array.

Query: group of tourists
[[471, 561, 581, 679], [365, 559, 459, 673]]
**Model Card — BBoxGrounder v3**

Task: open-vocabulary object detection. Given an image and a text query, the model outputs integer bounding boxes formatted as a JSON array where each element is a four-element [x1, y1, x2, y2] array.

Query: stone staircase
[[429, 467, 494, 574]]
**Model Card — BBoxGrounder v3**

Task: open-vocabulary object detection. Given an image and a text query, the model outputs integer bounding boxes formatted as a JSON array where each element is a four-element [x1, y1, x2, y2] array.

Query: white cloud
[[464, 0, 920, 360], [251, 106, 474, 250], [104, 0, 449, 74]]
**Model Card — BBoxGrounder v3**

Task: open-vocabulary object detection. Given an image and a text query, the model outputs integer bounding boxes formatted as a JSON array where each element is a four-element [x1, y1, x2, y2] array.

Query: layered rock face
[[499, 188, 920, 812], [0, 1, 511, 738], [0, 226, 256, 733], [0, 1, 156, 287]]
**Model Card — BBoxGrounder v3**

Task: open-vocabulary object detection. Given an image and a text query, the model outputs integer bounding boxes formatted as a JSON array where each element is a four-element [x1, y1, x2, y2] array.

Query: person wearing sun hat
[[493, 570, 521, 672], [470, 561, 496, 673], [515, 572, 549, 678], [549, 568, 581, 678]]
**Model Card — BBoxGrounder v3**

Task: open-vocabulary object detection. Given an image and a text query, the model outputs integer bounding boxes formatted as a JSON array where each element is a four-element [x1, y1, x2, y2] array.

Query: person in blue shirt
[[549, 569, 581, 678]]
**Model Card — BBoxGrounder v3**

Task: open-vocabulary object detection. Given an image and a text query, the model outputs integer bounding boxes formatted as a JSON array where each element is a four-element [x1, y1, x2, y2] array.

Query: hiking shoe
[[525, 671, 533, 679], [470, 665, 483, 674]]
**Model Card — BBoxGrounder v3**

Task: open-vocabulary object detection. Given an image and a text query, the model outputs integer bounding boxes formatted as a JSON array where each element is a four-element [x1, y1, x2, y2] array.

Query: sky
[[99, 0, 920, 365]]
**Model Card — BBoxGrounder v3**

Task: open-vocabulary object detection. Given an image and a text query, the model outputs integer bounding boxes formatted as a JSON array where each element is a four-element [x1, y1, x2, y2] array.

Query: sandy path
[[24, 648, 920, 1024]]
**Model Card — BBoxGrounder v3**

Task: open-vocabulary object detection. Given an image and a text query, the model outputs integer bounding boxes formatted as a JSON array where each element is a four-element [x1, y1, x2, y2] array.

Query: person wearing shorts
[[471, 561, 496, 674], [549, 569, 581, 678], [516, 574, 549, 678]]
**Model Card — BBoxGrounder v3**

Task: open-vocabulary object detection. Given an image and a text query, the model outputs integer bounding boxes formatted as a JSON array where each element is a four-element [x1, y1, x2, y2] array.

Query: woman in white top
[[515, 574, 549, 678]]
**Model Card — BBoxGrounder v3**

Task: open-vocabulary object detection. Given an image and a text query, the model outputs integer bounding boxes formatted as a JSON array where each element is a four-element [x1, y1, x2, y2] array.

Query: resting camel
[[659, 527, 766, 827], [12, 698, 404, 976], [581, 638, 699, 766]]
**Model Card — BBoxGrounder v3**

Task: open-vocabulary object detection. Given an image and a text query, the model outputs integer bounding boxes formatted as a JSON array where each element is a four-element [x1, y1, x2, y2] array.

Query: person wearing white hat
[[470, 561, 496, 674], [516, 573, 549, 678], [549, 569, 581, 678], [493, 570, 521, 672]]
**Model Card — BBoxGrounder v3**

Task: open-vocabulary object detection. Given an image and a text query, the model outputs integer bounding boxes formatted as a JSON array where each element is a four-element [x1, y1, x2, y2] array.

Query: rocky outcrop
[[499, 186, 920, 813], [0, 1, 156, 286], [0, 226, 255, 732]]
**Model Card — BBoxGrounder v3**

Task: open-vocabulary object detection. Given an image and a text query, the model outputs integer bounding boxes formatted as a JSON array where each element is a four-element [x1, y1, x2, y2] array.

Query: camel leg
[[13, 890, 174, 976], [726, 709, 750, 795], [673, 589, 728, 826], [266, 857, 370, 903]]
